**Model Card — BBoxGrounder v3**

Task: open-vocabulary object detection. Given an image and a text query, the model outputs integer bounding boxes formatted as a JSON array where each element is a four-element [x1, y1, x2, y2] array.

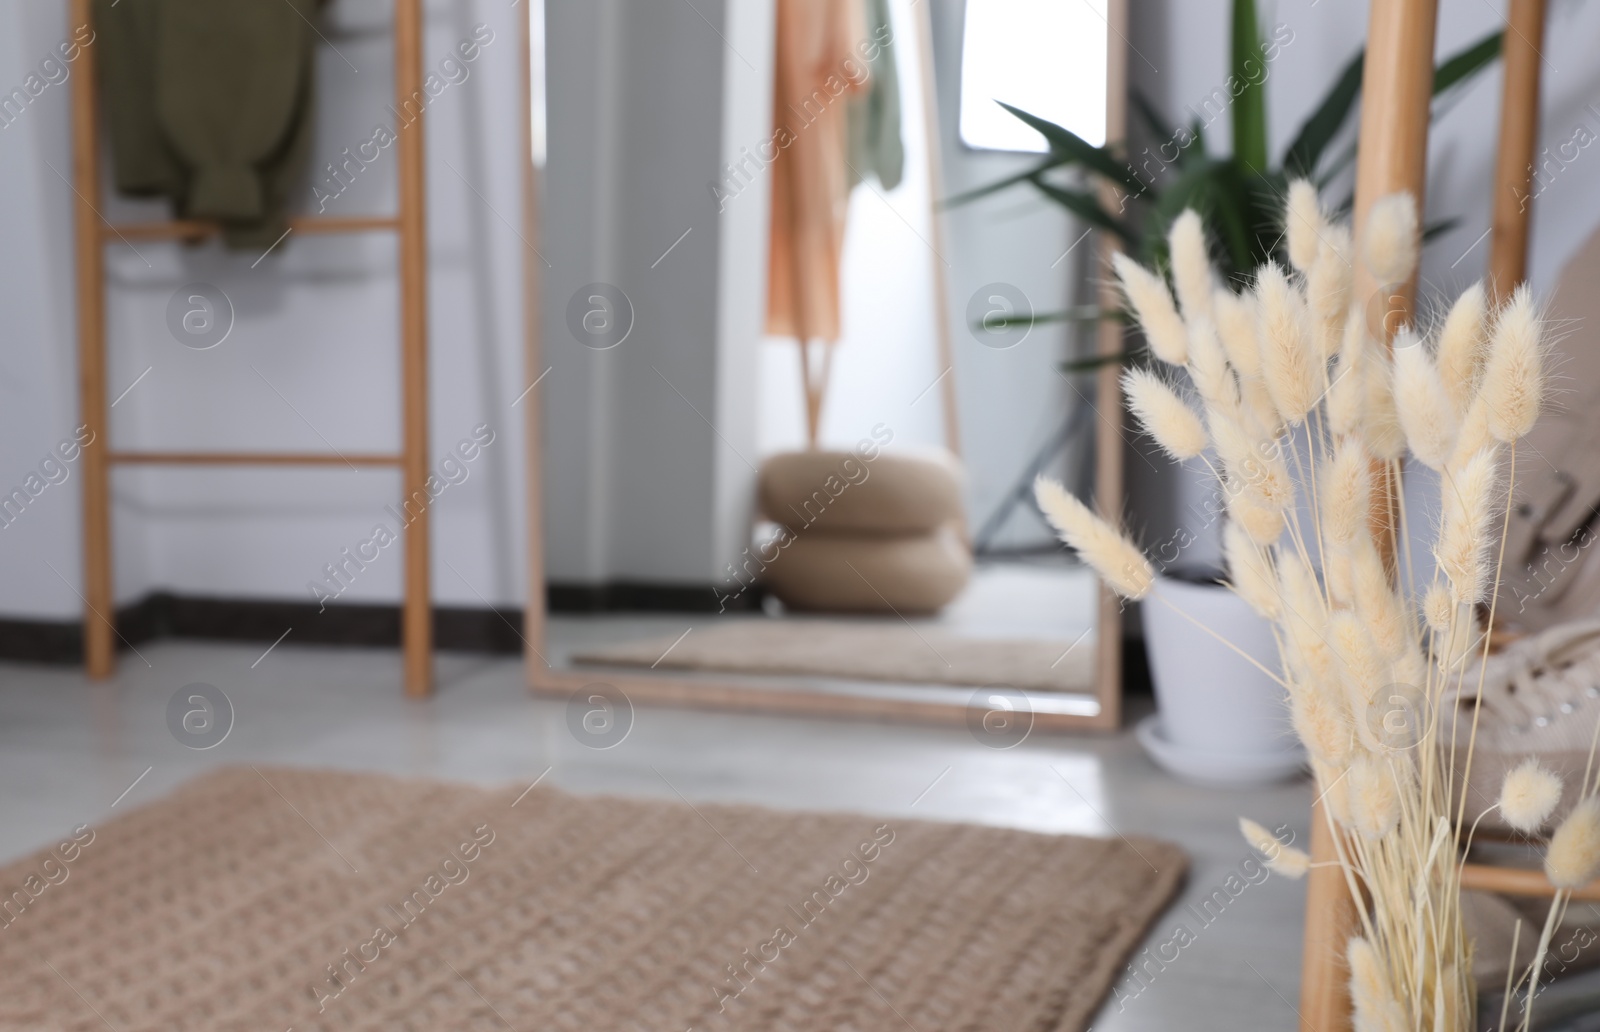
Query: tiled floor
[[0, 640, 1312, 1030]]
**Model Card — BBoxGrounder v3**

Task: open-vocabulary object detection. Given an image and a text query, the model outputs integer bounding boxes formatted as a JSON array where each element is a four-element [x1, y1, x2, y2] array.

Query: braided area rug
[[0, 767, 1185, 1031]]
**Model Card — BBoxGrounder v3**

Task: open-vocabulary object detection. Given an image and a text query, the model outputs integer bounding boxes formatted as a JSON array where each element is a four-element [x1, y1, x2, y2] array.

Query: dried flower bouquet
[[1038, 183, 1600, 1031]]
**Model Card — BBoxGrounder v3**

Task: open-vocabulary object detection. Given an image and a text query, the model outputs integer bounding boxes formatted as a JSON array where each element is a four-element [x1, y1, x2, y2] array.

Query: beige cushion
[[761, 525, 971, 614], [758, 449, 963, 534]]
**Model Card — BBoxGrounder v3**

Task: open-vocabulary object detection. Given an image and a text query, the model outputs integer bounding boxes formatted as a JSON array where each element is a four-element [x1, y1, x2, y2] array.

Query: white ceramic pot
[[1139, 574, 1305, 786]]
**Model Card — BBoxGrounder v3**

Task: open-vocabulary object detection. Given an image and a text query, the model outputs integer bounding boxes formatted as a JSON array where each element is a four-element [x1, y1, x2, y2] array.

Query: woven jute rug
[[574, 620, 1096, 693], [0, 767, 1184, 1031]]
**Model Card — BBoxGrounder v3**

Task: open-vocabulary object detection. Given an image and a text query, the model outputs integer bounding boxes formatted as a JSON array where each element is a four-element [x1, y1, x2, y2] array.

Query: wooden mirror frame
[[517, 0, 1128, 731]]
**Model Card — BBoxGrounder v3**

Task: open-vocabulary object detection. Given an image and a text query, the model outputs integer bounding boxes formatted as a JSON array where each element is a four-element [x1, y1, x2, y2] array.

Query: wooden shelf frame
[[104, 215, 401, 242], [108, 452, 404, 467], [1300, 1, 1556, 1028], [68, 0, 434, 696]]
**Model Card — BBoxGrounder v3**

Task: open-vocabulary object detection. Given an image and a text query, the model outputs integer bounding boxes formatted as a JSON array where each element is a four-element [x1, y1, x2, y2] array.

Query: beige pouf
[[761, 523, 972, 614], [758, 448, 963, 533], [757, 448, 971, 613]]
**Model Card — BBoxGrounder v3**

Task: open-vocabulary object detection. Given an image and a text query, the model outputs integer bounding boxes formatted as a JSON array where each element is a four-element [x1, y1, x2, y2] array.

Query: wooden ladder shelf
[[68, 0, 435, 696], [1298, 0, 1591, 1028]]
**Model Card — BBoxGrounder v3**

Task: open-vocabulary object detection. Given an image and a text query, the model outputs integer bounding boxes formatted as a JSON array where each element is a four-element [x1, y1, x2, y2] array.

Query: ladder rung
[[104, 215, 401, 241], [1459, 861, 1600, 901], [110, 452, 403, 467]]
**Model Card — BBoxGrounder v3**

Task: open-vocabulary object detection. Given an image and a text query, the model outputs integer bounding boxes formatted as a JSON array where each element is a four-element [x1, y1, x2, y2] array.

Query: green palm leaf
[[1435, 29, 1502, 94], [997, 102, 1142, 191], [1026, 175, 1134, 244], [1282, 51, 1364, 177]]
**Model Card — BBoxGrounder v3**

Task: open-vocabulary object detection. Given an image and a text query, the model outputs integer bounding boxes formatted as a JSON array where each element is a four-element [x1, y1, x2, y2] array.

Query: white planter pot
[[1138, 574, 1305, 786]]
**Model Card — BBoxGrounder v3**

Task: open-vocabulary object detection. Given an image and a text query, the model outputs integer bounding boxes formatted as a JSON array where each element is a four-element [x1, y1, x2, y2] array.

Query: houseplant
[[1038, 185, 1594, 1029]]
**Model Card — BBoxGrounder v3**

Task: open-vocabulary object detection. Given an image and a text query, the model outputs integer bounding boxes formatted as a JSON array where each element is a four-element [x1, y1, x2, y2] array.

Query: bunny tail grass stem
[[1581, 671, 1600, 797], [1290, 427, 1333, 606], [1392, 458, 1420, 626], [1501, 920, 1523, 1032], [1453, 441, 1518, 848], [1521, 893, 1569, 1032], [1153, 594, 1290, 689], [1385, 458, 1411, 611], [1322, 798, 1381, 954]]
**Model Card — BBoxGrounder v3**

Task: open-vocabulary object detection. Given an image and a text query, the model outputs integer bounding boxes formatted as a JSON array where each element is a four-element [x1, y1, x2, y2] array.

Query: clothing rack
[[68, 0, 435, 696]]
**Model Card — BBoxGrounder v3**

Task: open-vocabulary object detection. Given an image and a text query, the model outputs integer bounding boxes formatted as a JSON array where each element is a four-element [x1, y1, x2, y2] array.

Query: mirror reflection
[[538, 0, 1111, 721]]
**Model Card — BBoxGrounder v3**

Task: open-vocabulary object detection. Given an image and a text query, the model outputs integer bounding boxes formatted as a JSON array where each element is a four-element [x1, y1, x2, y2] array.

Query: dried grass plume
[[1113, 253, 1188, 365], [1123, 368, 1208, 461], [1348, 936, 1410, 1032], [1214, 289, 1263, 379], [1224, 521, 1278, 619], [1499, 759, 1563, 834], [1238, 817, 1310, 878], [1392, 328, 1458, 469], [1482, 284, 1544, 442], [1256, 262, 1318, 423], [1033, 477, 1153, 600], [1168, 210, 1215, 324], [1285, 178, 1324, 272], [1546, 798, 1600, 890], [1436, 282, 1487, 413], [1362, 193, 1419, 286]]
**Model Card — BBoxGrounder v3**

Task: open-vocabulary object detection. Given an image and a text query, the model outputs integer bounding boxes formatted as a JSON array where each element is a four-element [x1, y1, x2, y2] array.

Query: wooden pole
[[70, 0, 115, 679], [395, 0, 433, 697], [1487, 0, 1546, 301], [1300, 2, 1440, 1029], [1349, 0, 1439, 320], [912, 0, 962, 460], [521, 0, 549, 682]]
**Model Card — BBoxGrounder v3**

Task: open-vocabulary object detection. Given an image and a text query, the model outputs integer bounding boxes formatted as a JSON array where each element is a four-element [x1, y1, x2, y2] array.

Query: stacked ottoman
[[757, 449, 971, 614]]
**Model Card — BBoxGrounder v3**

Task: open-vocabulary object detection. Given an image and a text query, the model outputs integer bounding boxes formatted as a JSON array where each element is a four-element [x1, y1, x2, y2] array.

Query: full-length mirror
[[524, 0, 1126, 731]]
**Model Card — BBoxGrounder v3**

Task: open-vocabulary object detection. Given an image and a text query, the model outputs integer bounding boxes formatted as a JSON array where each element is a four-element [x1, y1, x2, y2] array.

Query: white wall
[[539, 0, 767, 589], [0, 0, 531, 618], [11, 0, 1599, 618], [0, 4, 85, 620]]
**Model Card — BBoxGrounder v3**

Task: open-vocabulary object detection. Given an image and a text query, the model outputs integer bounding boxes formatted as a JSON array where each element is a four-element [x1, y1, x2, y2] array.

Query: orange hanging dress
[[765, 0, 869, 343]]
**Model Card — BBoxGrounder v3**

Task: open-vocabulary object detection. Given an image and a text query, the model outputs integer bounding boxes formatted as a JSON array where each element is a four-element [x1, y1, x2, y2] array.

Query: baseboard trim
[[0, 593, 528, 665], [546, 581, 763, 613], [0, 583, 757, 665]]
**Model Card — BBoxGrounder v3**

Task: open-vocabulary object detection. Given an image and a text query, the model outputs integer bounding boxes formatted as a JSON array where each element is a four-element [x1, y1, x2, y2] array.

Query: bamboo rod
[[70, 0, 115, 679], [104, 215, 400, 241], [1487, 0, 1547, 301], [395, 0, 432, 698], [109, 452, 402, 467]]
